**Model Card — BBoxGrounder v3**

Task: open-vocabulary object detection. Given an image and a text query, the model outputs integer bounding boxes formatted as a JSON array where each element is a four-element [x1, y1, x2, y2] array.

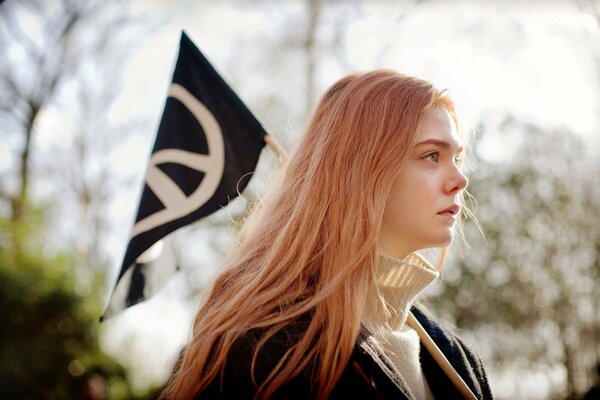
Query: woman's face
[[379, 106, 468, 260]]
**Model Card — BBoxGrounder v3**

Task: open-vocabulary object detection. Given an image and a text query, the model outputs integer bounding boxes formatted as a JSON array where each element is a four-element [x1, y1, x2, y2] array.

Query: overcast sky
[[119, 0, 600, 141]]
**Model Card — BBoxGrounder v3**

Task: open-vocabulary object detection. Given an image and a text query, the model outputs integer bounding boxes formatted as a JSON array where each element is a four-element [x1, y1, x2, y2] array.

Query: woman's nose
[[446, 167, 468, 194]]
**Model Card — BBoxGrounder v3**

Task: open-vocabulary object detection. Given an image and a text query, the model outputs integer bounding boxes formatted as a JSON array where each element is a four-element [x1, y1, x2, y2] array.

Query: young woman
[[161, 70, 494, 399]]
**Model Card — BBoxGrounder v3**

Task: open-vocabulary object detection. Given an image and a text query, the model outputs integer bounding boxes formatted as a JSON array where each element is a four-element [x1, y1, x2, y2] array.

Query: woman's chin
[[430, 231, 454, 248]]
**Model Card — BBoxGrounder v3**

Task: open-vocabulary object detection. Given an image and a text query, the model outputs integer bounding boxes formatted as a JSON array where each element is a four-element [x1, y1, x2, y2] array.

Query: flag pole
[[264, 134, 287, 159], [407, 312, 478, 400]]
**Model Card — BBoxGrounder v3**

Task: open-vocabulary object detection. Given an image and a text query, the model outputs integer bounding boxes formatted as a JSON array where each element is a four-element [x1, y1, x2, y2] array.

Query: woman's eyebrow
[[415, 138, 464, 153]]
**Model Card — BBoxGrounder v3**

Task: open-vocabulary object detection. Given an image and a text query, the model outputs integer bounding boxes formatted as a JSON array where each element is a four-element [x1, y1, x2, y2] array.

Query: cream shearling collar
[[363, 253, 439, 333]]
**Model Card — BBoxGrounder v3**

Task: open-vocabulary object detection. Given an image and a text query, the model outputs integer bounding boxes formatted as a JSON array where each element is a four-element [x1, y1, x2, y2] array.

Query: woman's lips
[[437, 204, 460, 219]]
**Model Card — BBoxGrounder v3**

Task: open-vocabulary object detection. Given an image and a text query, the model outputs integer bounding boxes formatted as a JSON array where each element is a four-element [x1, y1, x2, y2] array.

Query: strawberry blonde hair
[[161, 70, 458, 399]]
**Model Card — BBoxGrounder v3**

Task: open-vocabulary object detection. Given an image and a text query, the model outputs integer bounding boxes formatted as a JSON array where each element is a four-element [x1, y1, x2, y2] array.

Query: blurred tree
[[434, 115, 600, 399], [0, 212, 155, 399], [0, 0, 144, 268], [224, 0, 350, 149], [0, 0, 162, 396]]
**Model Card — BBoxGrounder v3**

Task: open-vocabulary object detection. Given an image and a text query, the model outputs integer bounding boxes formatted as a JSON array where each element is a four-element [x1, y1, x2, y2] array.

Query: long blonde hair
[[161, 70, 458, 399]]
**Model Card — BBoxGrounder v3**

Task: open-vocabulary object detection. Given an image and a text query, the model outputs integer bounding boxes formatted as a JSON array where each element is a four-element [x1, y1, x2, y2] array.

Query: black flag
[[102, 32, 267, 320]]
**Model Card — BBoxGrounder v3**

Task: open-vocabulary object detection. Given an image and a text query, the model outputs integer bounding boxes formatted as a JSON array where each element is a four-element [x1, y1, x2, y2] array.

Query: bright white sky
[[117, 0, 600, 140], [94, 0, 600, 396]]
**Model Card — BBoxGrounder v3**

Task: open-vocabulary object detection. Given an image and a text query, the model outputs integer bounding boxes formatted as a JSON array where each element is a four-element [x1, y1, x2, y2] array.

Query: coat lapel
[[412, 305, 487, 399], [355, 328, 417, 400]]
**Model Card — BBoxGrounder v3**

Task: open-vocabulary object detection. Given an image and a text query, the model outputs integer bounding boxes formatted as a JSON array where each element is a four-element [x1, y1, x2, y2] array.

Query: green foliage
[[434, 116, 600, 398], [0, 214, 152, 399]]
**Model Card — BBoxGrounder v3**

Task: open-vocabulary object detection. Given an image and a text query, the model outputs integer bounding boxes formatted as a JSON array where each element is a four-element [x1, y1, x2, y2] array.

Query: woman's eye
[[425, 152, 439, 162]]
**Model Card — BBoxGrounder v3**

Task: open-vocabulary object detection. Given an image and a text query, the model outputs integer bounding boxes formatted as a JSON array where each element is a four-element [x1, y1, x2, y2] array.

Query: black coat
[[197, 306, 494, 399]]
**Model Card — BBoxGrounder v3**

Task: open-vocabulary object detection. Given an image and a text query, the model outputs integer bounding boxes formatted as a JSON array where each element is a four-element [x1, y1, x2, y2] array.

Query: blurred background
[[1, 0, 599, 399]]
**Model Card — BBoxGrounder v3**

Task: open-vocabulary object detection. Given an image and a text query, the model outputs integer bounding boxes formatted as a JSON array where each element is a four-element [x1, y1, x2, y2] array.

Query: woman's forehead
[[417, 107, 462, 149]]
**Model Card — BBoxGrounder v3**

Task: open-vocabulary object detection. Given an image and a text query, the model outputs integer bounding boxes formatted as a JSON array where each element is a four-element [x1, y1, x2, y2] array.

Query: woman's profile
[[160, 70, 494, 399]]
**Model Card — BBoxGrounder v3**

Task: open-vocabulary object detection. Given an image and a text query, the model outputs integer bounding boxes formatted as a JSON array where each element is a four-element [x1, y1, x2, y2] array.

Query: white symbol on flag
[[132, 83, 225, 237]]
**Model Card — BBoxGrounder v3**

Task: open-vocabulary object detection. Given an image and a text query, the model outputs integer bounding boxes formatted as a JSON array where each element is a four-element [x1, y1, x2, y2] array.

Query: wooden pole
[[406, 312, 478, 400], [263, 134, 287, 160]]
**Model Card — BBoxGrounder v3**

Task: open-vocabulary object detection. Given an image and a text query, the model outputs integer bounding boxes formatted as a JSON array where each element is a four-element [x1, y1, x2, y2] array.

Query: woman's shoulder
[[410, 304, 494, 400], [198, 316, 314, 399], [231, 316, 311, 371], [410, 304, 480, 361]]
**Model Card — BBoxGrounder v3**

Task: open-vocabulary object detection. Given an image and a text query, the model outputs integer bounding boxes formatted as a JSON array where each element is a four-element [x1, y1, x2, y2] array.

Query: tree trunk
[[13, 101, 39, 222], [305, 0, 322, 115]]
